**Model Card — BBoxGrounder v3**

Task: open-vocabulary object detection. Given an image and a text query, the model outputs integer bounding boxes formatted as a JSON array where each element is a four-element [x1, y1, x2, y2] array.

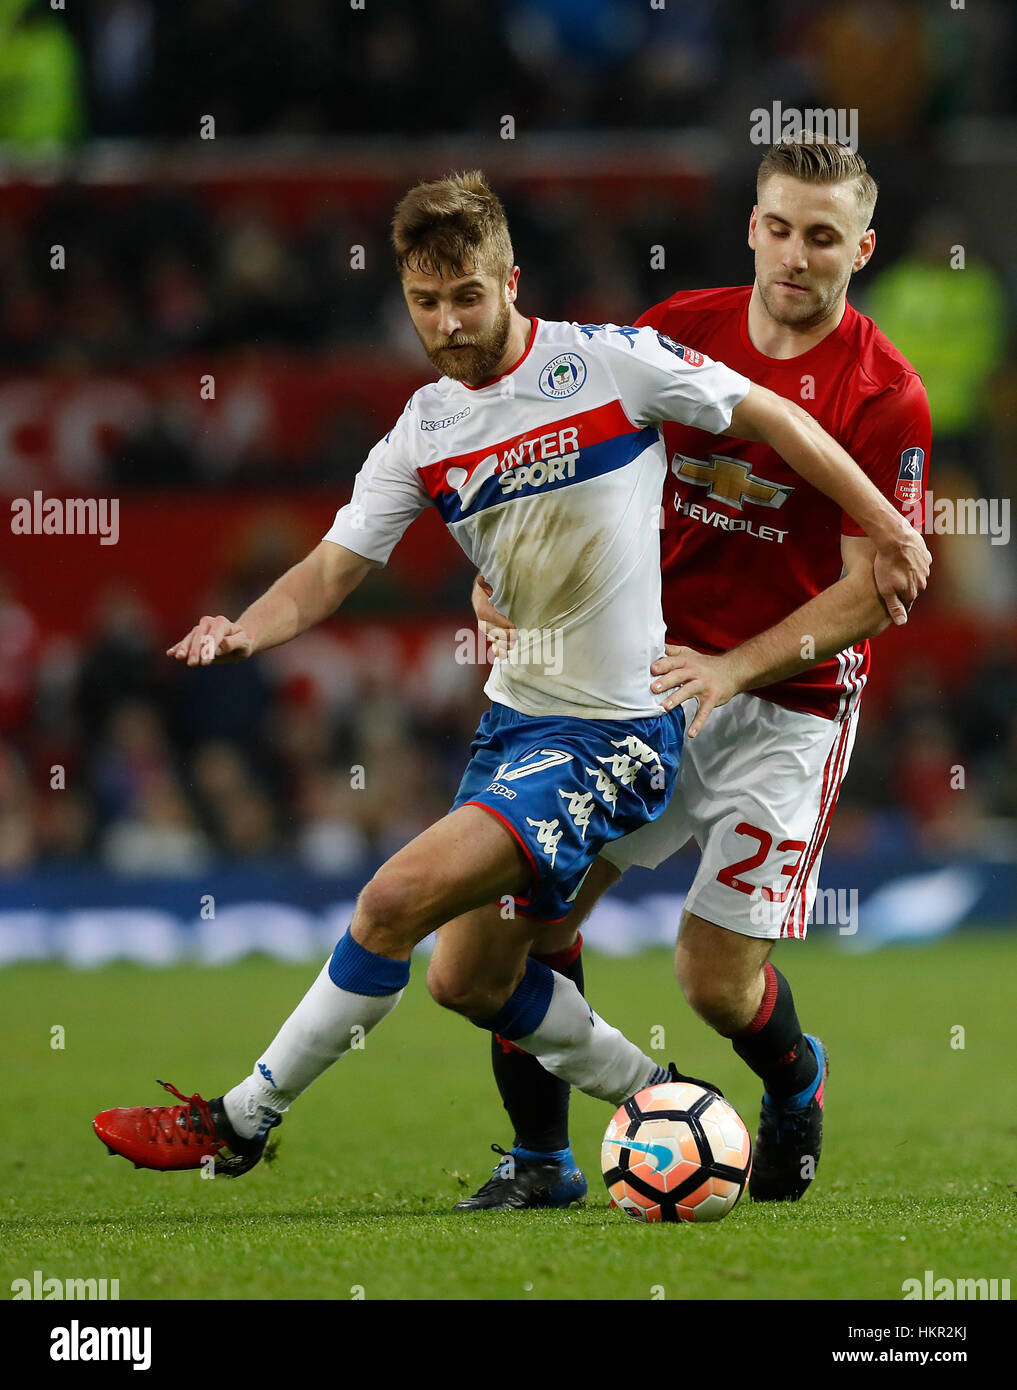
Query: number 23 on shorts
[[716, 822, 807, 902]]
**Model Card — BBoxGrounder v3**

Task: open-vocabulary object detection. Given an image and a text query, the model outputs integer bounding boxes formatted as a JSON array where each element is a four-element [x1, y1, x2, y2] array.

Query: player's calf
[[428, 912, 671, 1107], [677, 923, 828, 1200], [426, 958, 526, 1021], [95, 809, 534, 1178], [675, 912, 773, 1035]]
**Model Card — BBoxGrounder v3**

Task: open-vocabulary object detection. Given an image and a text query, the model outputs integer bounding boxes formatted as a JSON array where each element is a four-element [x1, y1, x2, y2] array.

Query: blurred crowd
[[1, 574, 1016, 878], [0, 176, 1014, 507], [1, 0, 1014, 147], [0, 0, 1014, 879], [0, 579, 489, 878], [0, 168, 1013, 875], [0, 176, 710, 375]]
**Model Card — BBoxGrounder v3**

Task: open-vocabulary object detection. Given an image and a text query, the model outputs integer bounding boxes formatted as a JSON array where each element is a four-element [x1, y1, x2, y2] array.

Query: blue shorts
[[450, 702, 685, 922]]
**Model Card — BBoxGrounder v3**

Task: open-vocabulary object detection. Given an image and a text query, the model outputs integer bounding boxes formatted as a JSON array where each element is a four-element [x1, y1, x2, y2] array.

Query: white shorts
[[600, 692, 860, 940]]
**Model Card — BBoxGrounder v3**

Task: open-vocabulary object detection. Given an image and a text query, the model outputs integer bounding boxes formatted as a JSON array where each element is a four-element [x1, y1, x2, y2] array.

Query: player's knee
[[675, 956, 745, 1035], [355, 869, 423, 945], [426, 962, 509, 1020], [425, 963, 472, 1014]]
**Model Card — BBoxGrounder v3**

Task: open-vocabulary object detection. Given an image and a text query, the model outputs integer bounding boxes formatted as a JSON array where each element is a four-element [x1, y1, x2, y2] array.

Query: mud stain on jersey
[[485, 506, 606, 635]]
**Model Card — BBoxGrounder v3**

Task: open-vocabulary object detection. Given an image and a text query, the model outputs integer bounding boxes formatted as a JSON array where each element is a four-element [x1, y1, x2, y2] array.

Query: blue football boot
[[749, 1034, 828, 1201], [453, 1143, 587, 1210]]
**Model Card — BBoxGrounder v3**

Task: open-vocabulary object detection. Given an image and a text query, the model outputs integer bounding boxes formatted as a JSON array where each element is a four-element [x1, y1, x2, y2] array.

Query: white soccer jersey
[[324, 319, 750, 720]]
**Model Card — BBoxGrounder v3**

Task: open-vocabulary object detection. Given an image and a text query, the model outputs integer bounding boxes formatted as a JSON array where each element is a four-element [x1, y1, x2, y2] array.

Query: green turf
[[1, 933, 1013, 1301]]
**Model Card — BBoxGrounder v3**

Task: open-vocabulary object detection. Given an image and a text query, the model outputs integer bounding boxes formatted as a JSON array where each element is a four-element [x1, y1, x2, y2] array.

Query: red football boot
[[93, 1080, 279, 1177]]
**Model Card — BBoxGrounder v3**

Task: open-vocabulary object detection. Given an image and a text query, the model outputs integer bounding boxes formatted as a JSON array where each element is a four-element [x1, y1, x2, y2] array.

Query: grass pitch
[[1, 933, 1013, 1301]]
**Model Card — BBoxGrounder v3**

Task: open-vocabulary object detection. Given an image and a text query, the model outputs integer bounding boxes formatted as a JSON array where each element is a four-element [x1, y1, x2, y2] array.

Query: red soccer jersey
[[635, 284, 931, 720]]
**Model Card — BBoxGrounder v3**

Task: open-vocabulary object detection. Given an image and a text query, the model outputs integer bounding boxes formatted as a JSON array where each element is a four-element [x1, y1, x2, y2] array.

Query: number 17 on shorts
[[451, 703, 685, 922]]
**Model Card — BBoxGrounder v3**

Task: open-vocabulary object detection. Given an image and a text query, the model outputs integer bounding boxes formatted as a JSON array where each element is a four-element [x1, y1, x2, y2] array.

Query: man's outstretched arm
[[167, 540, 373, 666], [729, 384, 930, 624]]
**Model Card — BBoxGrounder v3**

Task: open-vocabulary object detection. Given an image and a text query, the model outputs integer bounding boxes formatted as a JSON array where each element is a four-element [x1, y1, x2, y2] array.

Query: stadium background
[[0, 0, 1015, 1316], [0, 0, 1014, 963]]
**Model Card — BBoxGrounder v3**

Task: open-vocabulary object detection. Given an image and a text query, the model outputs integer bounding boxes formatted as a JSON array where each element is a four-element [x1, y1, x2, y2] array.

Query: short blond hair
[[391, 170, 514, 282], [757, 133, 878, 228]]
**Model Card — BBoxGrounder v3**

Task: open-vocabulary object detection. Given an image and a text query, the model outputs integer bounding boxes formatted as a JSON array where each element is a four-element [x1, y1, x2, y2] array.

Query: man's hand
[[650, 644, 740, 738], [472, 573, 517, 660], [167, 615, 254, 666], [728, 385, 933, 624], [873, 526, 932, 625]]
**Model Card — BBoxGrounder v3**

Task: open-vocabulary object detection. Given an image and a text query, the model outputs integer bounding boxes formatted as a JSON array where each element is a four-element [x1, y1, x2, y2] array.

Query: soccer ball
[[601, 1081, 752, 1223]]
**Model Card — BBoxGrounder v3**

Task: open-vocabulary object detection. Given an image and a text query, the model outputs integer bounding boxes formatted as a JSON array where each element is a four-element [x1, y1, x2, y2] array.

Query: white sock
[[223, 959, 403, 1139], [512, 973, 667, 1106]]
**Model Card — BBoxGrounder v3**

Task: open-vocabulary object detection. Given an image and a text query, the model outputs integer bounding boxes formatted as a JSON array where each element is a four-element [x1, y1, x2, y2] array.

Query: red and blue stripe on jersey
[[416, 399, 658, 525]]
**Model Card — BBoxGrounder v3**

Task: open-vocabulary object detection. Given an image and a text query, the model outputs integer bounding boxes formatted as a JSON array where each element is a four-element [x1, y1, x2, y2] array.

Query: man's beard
[[422, 300, 513, 383], [757, 266, 851, 331]]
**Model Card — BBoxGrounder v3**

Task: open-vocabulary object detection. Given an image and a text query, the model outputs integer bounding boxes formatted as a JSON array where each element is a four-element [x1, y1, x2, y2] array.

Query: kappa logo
[[539, 353, 587, 399], [558, 789, 595, 840], [596, 736, 663, 788], [421, 407, 471, 431], [595, 755, 643, 788], [584, 765, 620, 813], [486, 782, 517, 799], [611, 734, 662, 765], [526, 816, 563, 866]]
